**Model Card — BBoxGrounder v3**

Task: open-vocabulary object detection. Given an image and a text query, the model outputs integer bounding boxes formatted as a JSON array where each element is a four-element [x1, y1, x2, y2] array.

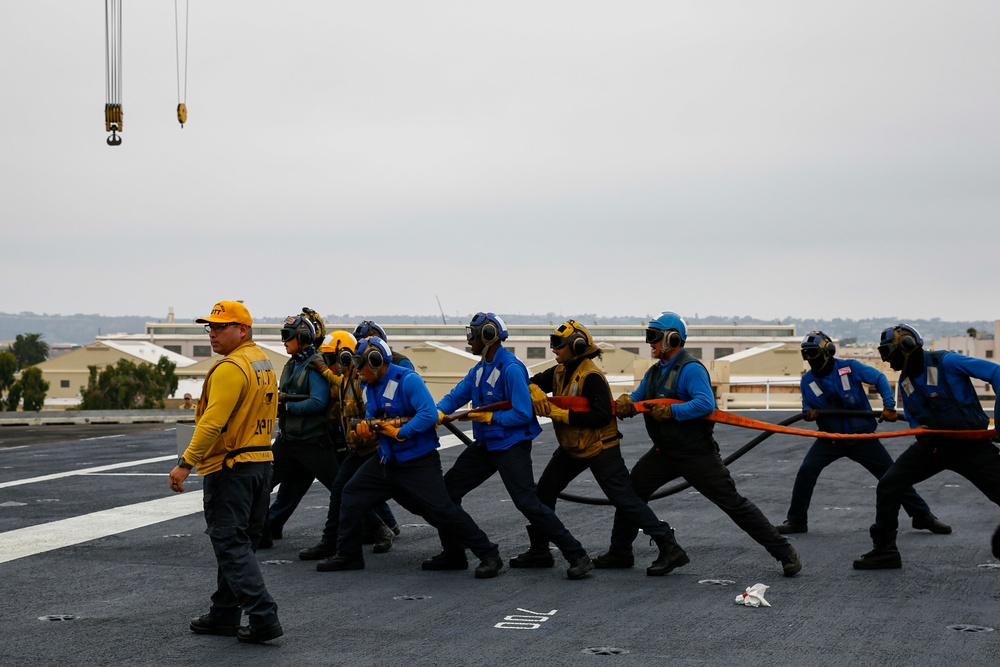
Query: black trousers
[[337, 451, 499, 560], [267, 436, 339, 531], [610, 440, 792, 560], [537, 445, 671, 539], [440, 441, 586, 560], [872, 436, 1000, 542], [203, 461, 278, 628]]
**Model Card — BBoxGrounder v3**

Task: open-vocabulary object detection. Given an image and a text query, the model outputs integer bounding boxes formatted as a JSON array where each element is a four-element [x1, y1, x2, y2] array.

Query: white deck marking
[[0, 492, 203, 564], [0, 455, 176, 489], [0, 430, 474, 565]]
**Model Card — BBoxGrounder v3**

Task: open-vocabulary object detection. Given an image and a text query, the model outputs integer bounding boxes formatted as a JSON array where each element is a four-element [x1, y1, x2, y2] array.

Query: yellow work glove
[[436, 409, 447, 426], [879, 408, 898, 423], [616, 394, 636, 420], [650, 404, 672, 421], [377, 423, 405, 441], [353, 421, 377, 443], [803, 409, 818, 422], [529, 384, 550, 416], [546, 403, 570, 424], [468, 411, 493, 424]]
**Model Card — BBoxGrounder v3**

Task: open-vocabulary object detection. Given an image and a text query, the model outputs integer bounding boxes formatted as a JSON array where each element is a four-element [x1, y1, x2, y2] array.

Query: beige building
[[34, 340, 197, 407]]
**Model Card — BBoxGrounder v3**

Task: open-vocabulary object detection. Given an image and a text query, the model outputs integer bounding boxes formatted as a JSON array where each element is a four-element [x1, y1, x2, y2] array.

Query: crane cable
[[104, 0, 123, 146], [175, 0, 189, 127]]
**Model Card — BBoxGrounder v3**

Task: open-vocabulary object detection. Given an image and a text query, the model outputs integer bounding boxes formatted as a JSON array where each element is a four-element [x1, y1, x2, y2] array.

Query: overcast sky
[[2, 2, 997, 324]]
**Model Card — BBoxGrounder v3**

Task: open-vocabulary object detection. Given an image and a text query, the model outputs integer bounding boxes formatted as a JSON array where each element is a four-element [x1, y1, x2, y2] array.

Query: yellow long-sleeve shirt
[[182, 341, 278, 475]]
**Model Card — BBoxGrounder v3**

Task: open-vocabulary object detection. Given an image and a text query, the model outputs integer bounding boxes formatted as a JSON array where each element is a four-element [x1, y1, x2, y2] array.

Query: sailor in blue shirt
[[776, 331, 950, 536], [424, 312, 593, 580], [608, 312, 801, 577], [316, 337, 503, 578], [855, 324, 1000, 570]]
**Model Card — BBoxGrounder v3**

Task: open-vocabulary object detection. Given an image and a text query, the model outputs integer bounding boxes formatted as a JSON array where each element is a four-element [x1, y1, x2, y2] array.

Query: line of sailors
[[264, 308, 1000, 579]]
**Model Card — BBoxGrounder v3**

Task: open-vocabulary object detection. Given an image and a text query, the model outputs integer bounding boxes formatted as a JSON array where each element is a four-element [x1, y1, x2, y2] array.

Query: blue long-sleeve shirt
[[437, 346, 541, 450], [630, 354, 716, 421], [900, 351, 1000, 429], [281, 361, 329, 415], [801, 358, 893, 435]]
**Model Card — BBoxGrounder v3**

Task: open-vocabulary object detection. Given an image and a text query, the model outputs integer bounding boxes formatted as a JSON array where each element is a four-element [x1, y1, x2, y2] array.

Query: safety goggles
[[800, 347, 824, 361], [877, 344, 896, 362], [550, 334, 569, 349], [280, 328, 296, 341], [645, 328, 666, 344], [350, 353, 368, 370], [465, 325, 483, 343]]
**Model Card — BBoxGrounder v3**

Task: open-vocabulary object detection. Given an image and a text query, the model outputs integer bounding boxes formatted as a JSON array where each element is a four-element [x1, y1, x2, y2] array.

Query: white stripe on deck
[[0, 492, 204, 565], [0, 431, 473, 564], [0, 455, 176, 489]]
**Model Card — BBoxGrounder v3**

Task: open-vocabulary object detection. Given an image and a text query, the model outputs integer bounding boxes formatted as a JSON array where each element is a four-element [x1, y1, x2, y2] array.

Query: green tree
[[14, 367, 49, 411], [79, 356, 178, 410], [8, 333, 49, 369], [5, 382, 22, 412], [0, 351, 16, 396]]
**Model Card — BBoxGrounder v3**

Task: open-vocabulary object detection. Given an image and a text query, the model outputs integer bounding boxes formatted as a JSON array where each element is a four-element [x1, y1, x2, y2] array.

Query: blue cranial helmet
[[354, 320, 388, 341], [467, 312, 508, 343], [801, 331, 836, 361]]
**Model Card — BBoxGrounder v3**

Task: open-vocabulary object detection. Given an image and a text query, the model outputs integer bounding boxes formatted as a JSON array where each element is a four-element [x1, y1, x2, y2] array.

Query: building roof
[[99, 340, 197, 367]]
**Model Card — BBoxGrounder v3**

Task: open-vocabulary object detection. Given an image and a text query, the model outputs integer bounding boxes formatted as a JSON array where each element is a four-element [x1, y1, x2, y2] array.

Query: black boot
[[647, 532, 689, 576], [421, 550, 469, 571], [316, 553, 365, 572], [372, 523, 395, 554], [566, 554, 593, 580], [474, 556, 504, 579], [911, 512, 952, 534], [853, 530, 902, 570], [299, 541, 338, 561], [510, 525, 555, 568], [593, 545, 634, 569]]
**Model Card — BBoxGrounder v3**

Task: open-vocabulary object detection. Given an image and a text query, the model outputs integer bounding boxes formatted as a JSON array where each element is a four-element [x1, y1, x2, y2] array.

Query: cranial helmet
[[320, 330, 357, 354], [467, 312, 508, 343], [550, 320, 594, 357], [645, 311, 687, 350], [800, 331, 836, 361], [281, 314, 317, 346], [352, 337, 392, 371], [878, 324, 923, 362], [354, 320, 388, 341]]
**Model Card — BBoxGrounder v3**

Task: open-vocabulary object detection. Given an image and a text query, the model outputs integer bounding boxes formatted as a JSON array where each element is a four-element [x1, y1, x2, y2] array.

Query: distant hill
[[0, 311, 992, 347]]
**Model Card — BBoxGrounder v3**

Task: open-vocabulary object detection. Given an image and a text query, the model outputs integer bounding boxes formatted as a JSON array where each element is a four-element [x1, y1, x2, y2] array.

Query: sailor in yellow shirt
[[168, 300, 282, 645]]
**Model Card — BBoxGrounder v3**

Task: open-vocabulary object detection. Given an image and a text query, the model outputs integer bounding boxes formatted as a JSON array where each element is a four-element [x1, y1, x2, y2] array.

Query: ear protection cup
[[664, 330, 683, 350], [570, 334, 588, 356], [365, 347, 384, 370], [899, 334, 917, 352], [480, 322, 498, 343], [356, 338, 390, 370]]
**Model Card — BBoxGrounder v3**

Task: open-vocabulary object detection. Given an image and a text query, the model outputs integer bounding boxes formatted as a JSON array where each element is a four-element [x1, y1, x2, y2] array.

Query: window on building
[[60, 380, 70, 388], [193, 345, 213, 358], [622, 347, 640, 355], [687, 347, 703, 359], [987, 350, 994, 359], [526, 347, 546, 359], [164, 345, 182, 354], [713, 347, 734, 359]]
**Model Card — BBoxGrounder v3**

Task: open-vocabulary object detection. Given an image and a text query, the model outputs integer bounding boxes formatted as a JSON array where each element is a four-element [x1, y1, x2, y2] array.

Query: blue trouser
[[537, 445, 671, 539], [319, 450, 390, 546], [786, 438, 931, 526], [267, 436, 339, 531], [337, 451, 499, 560], [440, 440, 586, 560], [613, 440, 792, 560], [872, 437, 1000, 542], [203, 461, 278, 629]]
